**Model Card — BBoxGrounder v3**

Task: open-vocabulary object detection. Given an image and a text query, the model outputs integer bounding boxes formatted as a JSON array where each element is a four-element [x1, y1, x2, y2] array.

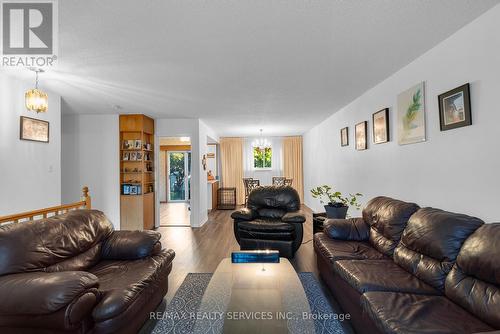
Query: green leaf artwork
[[398, 82, 426, 145], [403, 89, 421, 132]]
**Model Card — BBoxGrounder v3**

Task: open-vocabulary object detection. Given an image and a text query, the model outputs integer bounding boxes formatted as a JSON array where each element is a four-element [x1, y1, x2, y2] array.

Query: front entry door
[[167, 151, 191, 202]]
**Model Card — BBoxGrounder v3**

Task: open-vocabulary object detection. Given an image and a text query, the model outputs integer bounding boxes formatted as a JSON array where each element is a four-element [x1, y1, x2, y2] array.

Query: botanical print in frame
[[355, 121, 367, 151], [438, 83, 471, 131], [20, 116, 49, 143], [373, 108, 389, 144], [340, 127, 349, 147], [398, 82, 426, 145]]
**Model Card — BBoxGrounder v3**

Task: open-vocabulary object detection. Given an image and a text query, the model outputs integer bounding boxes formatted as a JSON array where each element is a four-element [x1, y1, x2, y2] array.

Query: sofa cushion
[[257, 208, 286, 219], [394, 207, 483, 291], [361, 291, 494, 334], [334, 259, 439, 295], [247, 186, 300, 212], [238, 219, 295, 241], [445, 223, 500, 329], [362, 197, 419, 257], [238, 219, 295, 232], [313, 233, 386, 262], [0, 271, 99, 315], [0, 210, 114, 276], [90, 249, 175, 322], [324, 218, 370, 241]]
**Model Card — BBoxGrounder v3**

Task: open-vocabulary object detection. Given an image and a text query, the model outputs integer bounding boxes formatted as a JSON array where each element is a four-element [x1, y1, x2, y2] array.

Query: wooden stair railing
[[0, 186, 91, 225]]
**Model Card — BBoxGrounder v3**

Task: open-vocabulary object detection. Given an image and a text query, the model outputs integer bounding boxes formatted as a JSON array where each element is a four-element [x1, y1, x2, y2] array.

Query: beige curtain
[[220, 137, 245, 205], [283, 136, 304, 202]]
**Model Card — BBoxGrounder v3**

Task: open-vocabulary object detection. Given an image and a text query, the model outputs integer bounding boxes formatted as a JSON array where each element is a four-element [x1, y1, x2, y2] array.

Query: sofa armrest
[[0, 271, 99, 316], [282, 211, 306, 223], [102, 230, 162, 260], [324, 217, 369, 241], [231, 208, 257, 221]]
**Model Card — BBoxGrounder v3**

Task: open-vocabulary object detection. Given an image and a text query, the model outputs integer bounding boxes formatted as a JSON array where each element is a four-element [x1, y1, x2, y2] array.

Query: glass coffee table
[[193, 258, 315, 333]]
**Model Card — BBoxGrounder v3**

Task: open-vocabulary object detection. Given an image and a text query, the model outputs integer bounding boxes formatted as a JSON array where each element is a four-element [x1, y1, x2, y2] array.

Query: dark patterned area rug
[[148, 272, 348, 334]]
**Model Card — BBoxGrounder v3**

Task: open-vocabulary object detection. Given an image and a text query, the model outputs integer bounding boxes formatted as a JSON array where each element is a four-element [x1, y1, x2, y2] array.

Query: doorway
[[167, 151, 191, 202], [159, 137, 191, 227]]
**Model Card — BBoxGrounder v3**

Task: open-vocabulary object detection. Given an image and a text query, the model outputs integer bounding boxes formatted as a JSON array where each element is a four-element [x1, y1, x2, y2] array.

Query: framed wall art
[[355, 121, 367, 151], [20, 116, 49, 143], [372, 108, 389, 144], [438, 83, 471, 131], [398, 82, 426, 145], [340, 127, 349, 147]]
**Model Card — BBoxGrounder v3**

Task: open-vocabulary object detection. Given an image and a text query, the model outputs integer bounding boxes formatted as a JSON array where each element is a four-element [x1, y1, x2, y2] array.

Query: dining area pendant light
[[253, 129, 270, 151], [25, 68, 48, 113]]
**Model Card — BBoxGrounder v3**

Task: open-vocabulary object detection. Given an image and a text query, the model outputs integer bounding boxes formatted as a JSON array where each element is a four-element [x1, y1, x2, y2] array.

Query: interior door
[[167, 151, 191, 202]]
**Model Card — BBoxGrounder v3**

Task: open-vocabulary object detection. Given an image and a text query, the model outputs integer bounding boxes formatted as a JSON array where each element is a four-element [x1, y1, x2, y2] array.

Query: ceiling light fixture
[[25, 68, 48, 113], [252, 129, 270, 150]]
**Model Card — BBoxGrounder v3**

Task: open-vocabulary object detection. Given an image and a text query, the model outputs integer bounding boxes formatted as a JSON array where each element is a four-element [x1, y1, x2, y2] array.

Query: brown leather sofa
[[314, 196, 500, 334], [0, 210, 175, 334]]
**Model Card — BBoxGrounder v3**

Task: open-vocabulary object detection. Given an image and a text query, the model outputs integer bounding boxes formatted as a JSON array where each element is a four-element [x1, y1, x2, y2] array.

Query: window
[[253, 146, 272, 169]]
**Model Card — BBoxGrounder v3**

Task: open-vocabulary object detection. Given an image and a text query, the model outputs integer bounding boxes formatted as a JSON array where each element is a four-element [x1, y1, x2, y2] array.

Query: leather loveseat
[[0, 209, 175, 334], [314, 196, 500, 334], [231, 186, 305, 258]]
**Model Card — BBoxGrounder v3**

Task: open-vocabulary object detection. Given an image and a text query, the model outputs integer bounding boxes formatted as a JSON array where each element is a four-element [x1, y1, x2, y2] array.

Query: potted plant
[[310, 185, 362, 219]]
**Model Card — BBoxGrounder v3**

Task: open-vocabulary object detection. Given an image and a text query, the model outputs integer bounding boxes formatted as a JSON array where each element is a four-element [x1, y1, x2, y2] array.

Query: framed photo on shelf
[[130, 185, 138, 195], [373, 108, 389, 144], [20, 116, 49, 143], [340, 127, 349, 147], [355, 121, 367, 151], [122, 152, 130, 161], [134, 140, 142, 149], [122, 184, 130, 195], [438, 83, 471, 131], [130, 152, 137, 161], [136, 152, 143, 161]]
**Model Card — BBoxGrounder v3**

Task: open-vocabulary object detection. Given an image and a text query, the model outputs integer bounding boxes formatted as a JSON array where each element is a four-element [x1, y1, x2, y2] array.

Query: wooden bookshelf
[[119, 114, 155, 230]]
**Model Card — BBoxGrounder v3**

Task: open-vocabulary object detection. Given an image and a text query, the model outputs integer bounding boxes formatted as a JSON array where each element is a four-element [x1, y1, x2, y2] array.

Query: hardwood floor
[[157, 205, 318, 302], [159, 202, 190, 226]]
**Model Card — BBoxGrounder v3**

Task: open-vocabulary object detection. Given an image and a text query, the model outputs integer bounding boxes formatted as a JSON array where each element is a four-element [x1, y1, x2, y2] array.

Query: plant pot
[[324, 205, 348, 219]]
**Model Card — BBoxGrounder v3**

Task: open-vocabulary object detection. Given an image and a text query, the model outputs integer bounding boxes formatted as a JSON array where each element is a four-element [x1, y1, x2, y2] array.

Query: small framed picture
[[355, 121, 367, 151], [340, 127, 349, 147], [122, 184, 130, 195], [130, 152, 137, 161], [122, 152, 130, 161], [136, 152, 143, 161], [438, 83, 471, 131], [134, 140, 142, 149], [130, 185, 138, 195], [372, 108, 389, 144], [20, 116, 49, 143]]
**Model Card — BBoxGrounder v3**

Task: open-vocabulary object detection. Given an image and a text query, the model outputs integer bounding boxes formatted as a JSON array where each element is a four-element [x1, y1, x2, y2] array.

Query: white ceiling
[[3, 0, 499, 136]]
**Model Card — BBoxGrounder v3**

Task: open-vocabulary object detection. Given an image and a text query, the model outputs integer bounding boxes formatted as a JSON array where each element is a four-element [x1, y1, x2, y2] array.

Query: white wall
[[0, 73, 61, 216], [304, 5, 500, 222], [61, 114, 120, 229]]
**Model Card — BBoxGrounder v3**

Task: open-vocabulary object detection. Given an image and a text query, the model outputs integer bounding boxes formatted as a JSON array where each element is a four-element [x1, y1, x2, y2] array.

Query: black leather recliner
[[231, 186, 306, 258]]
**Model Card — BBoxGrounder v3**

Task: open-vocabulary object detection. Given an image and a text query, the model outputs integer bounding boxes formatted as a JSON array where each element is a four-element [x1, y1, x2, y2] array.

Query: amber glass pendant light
[[25, 68, 48, 113]]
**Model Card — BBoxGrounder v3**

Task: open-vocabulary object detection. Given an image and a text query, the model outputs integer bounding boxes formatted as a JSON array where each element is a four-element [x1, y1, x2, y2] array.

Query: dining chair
[[243, 178, 260, 205], [272, 176, 287, 186]]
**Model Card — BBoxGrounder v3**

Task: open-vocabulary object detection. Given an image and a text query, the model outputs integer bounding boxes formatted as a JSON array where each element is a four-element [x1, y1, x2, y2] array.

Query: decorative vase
[[324, 205, 348, 219]]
